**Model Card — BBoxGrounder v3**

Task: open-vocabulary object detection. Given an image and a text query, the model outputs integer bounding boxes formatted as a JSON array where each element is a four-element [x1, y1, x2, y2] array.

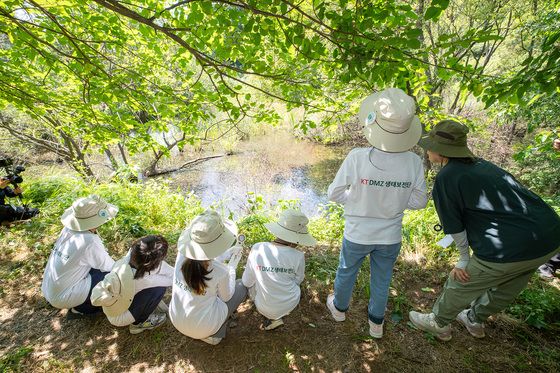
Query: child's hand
[[451, 267, 470, 283], [228, 245, 243, 269]]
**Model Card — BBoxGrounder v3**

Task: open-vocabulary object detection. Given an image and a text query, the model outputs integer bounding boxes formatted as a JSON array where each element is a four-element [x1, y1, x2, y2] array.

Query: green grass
[[2, 176, 559, 331], [0, 346, 33, 373], [507, 276, 560, 329]]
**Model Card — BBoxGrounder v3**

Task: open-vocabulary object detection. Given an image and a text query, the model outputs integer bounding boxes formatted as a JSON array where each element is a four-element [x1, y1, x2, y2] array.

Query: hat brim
[[264, 222, 317, 246], [61, 203, 119, 231], [418, 135, 475, 158], [94, 258, 134, 317], [178, 219, 238, 260], [363, 116, 422, 152]]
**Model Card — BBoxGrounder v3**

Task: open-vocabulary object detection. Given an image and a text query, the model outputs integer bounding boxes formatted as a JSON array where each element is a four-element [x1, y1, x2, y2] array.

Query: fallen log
[[145, 153, 228, 177]]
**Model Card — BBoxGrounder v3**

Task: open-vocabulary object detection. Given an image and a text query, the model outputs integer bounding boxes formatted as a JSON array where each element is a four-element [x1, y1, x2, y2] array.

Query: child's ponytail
[[129, 235, 169, 279]]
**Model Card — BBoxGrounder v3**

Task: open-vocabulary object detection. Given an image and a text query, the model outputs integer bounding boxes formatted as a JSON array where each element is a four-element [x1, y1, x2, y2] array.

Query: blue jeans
[[333, 238, 401, 324]]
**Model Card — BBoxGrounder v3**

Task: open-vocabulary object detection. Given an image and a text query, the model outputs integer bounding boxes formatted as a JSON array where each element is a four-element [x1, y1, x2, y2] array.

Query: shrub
[[507, 277, 560, 329]]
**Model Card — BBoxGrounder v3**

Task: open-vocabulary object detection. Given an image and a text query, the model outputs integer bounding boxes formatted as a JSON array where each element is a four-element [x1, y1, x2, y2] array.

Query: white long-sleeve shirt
[[41, 228, 115, 309], [106, 251, 174, 326], [242, 242, 305, 320], [327, 148, 427, 244], [169, 253, 235, 339]]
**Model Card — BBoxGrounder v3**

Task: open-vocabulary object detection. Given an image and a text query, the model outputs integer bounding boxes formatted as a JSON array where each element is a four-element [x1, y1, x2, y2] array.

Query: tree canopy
[[0, 0, 558, 176]]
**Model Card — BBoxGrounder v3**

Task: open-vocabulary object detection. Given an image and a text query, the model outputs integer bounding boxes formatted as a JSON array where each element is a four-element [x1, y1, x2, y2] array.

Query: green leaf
[[406, 38, 421, 49], [424, 6, 442, 20], [391, 312, 403, 323]]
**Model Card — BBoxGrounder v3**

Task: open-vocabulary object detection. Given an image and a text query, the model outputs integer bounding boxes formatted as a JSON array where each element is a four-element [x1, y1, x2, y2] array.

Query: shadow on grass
[[1, 244, 559, 372]]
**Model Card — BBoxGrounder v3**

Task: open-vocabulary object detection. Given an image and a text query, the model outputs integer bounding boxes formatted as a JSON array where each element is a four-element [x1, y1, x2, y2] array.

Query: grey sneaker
[[409, 311, 452, 341], [326, 294, 346, 322], [262, 318, 284, 331], [201, 336, 222, 345], [129, 312, 166, 335], [368, 320, 383, 339], [456, 309, 485, 338], [156, 300, 169, 313]]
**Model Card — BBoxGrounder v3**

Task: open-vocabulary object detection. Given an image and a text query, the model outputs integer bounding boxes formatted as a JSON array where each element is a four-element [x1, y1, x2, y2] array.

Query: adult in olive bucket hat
[[409, 120, 560, 341], [326, 88, 428, 339]]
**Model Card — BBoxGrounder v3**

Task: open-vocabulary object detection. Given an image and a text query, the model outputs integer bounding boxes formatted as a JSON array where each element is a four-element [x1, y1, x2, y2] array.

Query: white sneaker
[[326, 294, 346, 322], [262, 318, 284, 331], [201, 336, 222, 345], [409, 311, 452, 341], [368, 320, 383, 338], [456, 309, 485, 338], [129, 312, 166, 335]]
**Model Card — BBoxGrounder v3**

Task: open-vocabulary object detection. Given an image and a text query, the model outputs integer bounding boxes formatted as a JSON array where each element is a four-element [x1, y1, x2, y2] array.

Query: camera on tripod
[[0, 158, 25, 187], [0, 157, 39, 224]]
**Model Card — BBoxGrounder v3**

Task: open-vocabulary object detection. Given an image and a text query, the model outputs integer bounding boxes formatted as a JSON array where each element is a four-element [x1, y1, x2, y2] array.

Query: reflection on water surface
[[168, 132, 349, 217]]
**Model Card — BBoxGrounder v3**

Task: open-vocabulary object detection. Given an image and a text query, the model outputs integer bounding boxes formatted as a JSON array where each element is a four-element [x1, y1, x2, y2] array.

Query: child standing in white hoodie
[[326, 88, 427, 338]]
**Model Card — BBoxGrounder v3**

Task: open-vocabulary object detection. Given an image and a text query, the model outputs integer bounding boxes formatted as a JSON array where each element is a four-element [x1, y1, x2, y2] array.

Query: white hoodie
[[242, 242, 305, 320], [327, 148, 427, 244]]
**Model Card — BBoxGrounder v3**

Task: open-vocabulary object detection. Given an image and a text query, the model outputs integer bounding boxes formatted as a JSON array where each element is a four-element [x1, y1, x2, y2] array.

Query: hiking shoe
[[409, 311, 452, 341], [129, 312, 166, 335], [368, 320, 383, 339], [262, 318, 284, 331], [201, 336, 222, 345], [537, 264, 556, 280], [456, 309, 485, 338], [326, 294, 346, 322]]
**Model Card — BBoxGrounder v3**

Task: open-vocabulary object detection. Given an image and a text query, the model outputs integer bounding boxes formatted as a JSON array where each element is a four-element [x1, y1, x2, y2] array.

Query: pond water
[[168, 131, 350, 217]]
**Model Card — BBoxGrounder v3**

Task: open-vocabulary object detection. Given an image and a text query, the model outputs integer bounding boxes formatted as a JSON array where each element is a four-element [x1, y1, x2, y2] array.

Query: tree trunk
[[117, 143, 129, 164], [104, 148, 119, 171]]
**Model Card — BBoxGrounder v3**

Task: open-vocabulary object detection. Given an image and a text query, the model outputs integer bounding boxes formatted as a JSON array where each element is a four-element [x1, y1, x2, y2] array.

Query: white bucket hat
[[265, 209, 317, 247], [91, 258, 134, 317], [61, 194, 118, 231], [358, 88, 422, 152], [177, 210, 238, 260]]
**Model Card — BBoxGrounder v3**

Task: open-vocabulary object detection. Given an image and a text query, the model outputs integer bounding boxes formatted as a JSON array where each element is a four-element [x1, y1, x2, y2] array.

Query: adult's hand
[[553, 138, 560, 151], [451, 267, 470, 283], [14, 186, 22, 195]]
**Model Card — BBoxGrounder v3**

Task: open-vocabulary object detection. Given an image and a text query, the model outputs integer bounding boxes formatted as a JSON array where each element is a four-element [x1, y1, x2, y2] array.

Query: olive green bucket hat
[[418, 120, 475, 158]]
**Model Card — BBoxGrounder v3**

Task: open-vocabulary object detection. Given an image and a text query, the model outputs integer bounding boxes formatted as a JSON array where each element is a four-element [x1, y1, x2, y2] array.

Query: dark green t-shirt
[[433, 159, 560, 263]]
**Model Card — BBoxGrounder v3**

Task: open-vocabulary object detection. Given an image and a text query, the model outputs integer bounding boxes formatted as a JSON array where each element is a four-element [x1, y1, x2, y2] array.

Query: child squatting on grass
[[41, 195, 119, 316], [169, 210, 247, 345], [409, 120, 560, 341], [90, 235, 173, 334], [242, 209, 316, 330], [325, 88, 428, 338]]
